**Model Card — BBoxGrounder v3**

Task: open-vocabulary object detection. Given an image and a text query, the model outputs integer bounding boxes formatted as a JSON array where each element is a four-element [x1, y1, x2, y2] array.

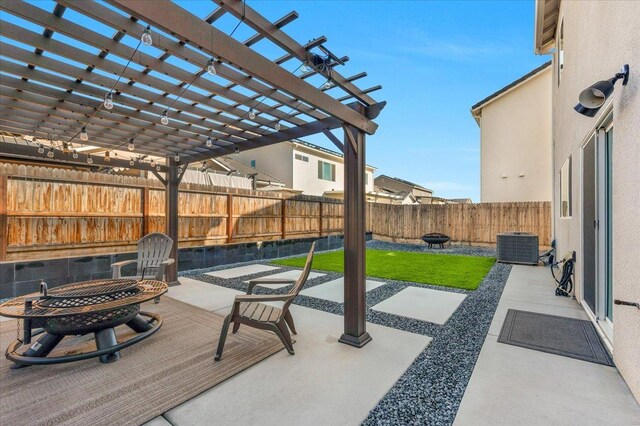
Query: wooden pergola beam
[[215, 0, 378, 107], [0, 140, 169, 172], [56, 1, 325, 123], [107, 0, 378, 134]]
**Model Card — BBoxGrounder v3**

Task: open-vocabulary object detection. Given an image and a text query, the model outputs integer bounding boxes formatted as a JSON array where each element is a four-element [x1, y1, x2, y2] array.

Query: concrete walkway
[[454, 265, 640, 425]]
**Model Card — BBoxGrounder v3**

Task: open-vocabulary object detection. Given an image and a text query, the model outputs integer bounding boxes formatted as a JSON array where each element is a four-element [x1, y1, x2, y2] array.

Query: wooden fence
[[0, 163, 343, 260], [366, 202, 551, 246], [0, 163, 551, 261]]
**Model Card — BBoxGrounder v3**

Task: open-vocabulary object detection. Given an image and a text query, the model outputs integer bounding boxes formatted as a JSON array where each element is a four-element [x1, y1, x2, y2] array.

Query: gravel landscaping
[[183, 240, 511, 425]]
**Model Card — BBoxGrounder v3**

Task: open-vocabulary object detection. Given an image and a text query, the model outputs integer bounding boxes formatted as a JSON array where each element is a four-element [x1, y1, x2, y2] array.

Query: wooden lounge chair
[[215, 242, 316, 361], [111, 233, 175, 281]]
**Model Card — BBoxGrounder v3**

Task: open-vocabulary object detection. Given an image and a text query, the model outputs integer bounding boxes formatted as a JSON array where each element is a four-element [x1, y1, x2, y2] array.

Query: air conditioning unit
[[496, 232, 539, 265]]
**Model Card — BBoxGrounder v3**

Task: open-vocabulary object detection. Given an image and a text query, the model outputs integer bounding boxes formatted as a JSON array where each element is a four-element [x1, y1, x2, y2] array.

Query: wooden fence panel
[[2, 165, 551, 260], [367, 201, 551, 246]]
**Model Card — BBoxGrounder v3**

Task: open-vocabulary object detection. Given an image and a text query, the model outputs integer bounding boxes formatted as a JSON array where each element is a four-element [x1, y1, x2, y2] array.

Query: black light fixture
[[574, 64, 630, 117]]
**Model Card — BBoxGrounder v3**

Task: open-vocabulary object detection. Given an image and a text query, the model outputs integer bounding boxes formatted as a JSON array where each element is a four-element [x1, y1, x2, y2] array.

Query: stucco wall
[[236, 142, 374, 196], [551, 0, 640, 402], [292, 145, 374, 196], [235, 143, 294, 188], [479, 67, 553, 202]]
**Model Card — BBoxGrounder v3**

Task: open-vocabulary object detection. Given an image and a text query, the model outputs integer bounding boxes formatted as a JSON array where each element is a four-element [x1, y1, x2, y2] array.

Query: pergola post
[[339, 103, 371, 348], [164, 157, 180, 286]]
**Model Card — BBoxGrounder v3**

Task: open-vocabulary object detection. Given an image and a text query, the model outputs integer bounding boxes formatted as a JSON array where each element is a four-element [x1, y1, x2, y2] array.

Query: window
[[560, 156, 572, 217], [318, 160, 336, 181], [250, 160, 256, 168], [558, 20, 564, 85], [295, 154, 309, 162]]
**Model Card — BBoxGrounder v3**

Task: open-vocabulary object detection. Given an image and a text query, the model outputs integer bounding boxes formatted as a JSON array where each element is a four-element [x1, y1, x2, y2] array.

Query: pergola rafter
[[0, 0, 385, 348]]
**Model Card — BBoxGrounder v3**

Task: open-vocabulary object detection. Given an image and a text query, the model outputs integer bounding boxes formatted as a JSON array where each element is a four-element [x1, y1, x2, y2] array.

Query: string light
[[104, 151, 111, 162], [206, 136, 213, 148], [38, 144, 45, 154], [62, 141, 70, 153], [104, 91, 114, 110], [160, 111, 169, 125], [47, 148, 54, 158], [141, 25, 152, 46], [173, 154, 180, 163], [72, 149, 79, 159], [129, 158, 135, 166], [249, 109, 256, 120], [234, 146, 240, 155], [156, 165, 161, 172], [274, 121, 281, 131], [87, 154, 93, 164], [206, 58, 217, 76], [300, 62, 311, 73], [80, 127, 88, 141], [150, 159, 157, 168], [127, 139, 135, 151], [323, 79, 332, 90]]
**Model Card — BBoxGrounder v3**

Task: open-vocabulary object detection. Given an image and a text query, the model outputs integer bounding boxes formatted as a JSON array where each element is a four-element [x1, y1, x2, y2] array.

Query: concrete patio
[[455, 265, 640, 425], [146, 275, 431, 425]]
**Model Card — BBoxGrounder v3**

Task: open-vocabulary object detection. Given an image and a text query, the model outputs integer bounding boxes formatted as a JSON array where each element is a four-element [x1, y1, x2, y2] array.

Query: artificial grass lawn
[[272, 249, 496, 291]]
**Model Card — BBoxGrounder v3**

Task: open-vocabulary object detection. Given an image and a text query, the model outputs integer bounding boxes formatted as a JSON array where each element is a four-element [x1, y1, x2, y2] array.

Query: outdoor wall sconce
[[574, 64, 630, 117]]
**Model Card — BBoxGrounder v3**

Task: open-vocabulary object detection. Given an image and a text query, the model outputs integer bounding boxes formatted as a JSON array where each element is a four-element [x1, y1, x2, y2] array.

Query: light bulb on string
[[129, 158, 135, 166], [141, 25, 152, 46], [80, 127, 88, 141], [38, 144, 45, 154], [156, 165, 161, 172], [206, 136, 213, 148], [104, 151, 111, 162], [249, 109, 256, 120], [150, 159, 156, 168], [47, 148, 54, 158], [274, 121, 281, 131], [323, 80, 332, 90], [300, 62, 311, 73], [104, 91, 114, 110], [87, 154, 93, 164], [72, 149, 79, 159], [174, 155, 180, 163], [206, 58, 217, 76], [234, 146, 240, 156], [160, 111, 169, 125], [127, 139, 135, 151]]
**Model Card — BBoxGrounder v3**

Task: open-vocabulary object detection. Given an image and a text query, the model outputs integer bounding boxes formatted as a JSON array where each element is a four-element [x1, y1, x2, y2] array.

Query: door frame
[[578, 106, 614, 346]]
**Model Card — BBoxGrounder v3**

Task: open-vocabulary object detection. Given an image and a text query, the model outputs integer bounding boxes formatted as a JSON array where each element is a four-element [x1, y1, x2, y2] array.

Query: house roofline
[[470, 61, 552, 124], [374, 174, 433, 193], [534, 0, 561, 55]]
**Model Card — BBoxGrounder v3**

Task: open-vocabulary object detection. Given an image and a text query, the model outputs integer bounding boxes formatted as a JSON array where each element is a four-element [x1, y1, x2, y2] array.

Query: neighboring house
[[471, 62, 553, 202], [234, 139, 375, 197], [534, 0, 640, 403], [448, 198, 473, 204], [205, 156, 285, 190], [374, 175, 434, 204]]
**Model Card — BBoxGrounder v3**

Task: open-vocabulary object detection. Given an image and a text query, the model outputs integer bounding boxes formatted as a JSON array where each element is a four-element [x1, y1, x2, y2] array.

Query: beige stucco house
[[534, 0, 640, 403], [471, 62, 553, 202], [234, 139, 375, 197]]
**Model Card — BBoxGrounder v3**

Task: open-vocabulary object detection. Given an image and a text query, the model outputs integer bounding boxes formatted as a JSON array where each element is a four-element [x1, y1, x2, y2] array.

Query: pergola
[[0, 0, 384, 347]]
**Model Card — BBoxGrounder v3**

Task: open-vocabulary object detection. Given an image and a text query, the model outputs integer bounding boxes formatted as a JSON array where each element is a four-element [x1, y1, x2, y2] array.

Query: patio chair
[[215, 242, 316, 361], [111, 233, 175, 282]]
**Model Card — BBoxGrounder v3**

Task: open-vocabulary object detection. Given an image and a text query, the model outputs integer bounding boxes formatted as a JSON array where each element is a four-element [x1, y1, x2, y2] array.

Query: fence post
[[318, 201, 323, 237], [226, 193, 233, 243], [0, 175, 7, 261], [141, 187, 150, 237], [281, 199, 287, 240]]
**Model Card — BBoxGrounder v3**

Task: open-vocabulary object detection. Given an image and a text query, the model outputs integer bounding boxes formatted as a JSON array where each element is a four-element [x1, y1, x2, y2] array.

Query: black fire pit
[[0, 279, 167, 368], [421, 233, 451, 248]]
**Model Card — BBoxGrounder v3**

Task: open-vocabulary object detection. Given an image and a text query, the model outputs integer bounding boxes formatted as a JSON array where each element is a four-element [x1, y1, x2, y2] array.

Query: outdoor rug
[[0, 297, 283, 426], [497, 309, 614, 366]]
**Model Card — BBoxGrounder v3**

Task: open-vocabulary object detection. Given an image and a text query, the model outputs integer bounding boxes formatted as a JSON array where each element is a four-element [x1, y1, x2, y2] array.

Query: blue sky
[[4, 1, 549, 201], [216, 0, 549, 200]]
